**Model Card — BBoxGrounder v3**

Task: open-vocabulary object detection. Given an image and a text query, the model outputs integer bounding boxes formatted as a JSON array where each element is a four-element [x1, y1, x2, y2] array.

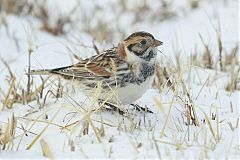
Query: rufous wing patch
[[86, 63, 112, 77], [117, 43, 127, 60]]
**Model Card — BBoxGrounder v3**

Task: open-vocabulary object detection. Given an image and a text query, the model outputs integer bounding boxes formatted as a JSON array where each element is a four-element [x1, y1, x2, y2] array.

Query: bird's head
[[117, 31, 163, 62]]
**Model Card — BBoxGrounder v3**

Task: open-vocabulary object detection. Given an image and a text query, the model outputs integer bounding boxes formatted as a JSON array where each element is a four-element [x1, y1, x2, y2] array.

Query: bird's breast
[[100, 74, 155, 105], [127, 62, 156, 85], [99, 62, 156, 104]]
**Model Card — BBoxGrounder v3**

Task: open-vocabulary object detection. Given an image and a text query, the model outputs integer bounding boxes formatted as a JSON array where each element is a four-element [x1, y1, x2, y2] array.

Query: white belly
[[100, 75, 154, 105]]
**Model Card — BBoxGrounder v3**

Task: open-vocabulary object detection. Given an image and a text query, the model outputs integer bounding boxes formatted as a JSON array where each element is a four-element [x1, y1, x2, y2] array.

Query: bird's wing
[[66, 60, 113, 77], [29, 48, 121, 80]]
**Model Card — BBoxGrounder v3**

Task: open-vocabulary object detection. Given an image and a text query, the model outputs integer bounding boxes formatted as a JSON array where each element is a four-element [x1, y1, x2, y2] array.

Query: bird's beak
[[152, 39, 163, 47]]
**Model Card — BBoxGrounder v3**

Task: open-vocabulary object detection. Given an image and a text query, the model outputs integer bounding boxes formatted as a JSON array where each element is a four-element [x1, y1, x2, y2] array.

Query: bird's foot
[[130, 104, 153, 114], [99, 101, 126, 115]]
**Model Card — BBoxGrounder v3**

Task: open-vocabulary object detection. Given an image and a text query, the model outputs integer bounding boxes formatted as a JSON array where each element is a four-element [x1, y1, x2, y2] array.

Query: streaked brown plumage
[[29, 31, 163, 105]]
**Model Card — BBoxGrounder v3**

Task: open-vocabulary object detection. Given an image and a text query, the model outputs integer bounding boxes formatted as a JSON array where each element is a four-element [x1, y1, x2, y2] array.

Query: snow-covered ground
[[0, 0, 239, 159]]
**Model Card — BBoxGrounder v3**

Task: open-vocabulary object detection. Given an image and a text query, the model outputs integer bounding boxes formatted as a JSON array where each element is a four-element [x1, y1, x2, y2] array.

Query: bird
[[29, 31, 163, 111]]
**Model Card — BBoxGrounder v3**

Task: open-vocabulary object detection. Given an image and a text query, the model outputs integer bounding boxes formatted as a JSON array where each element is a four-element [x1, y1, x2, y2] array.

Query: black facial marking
[[127, 43, 144, 55], [127, 44, 136, 54], [127, 43, 148, 56]]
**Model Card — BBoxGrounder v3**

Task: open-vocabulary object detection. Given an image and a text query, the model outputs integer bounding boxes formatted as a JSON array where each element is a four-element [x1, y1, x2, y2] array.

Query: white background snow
[[0, 0, 239, 159]]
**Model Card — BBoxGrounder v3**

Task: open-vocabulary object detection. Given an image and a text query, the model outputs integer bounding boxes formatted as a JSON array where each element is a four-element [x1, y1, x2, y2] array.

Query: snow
[[0, 0, 239, 159]]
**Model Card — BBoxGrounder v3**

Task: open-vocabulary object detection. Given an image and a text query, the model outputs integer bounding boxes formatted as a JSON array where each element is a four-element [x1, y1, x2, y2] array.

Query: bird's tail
[[26, 66, 70, 76], [26, 69, 52, 75]]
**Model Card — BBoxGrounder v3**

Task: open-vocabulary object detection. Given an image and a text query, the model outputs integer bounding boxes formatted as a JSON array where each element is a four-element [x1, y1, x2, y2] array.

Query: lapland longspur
[[29, 31, 163, 107]]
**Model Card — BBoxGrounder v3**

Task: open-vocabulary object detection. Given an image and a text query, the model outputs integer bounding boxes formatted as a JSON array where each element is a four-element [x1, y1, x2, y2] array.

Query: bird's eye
[[140, 40, 147, 45]]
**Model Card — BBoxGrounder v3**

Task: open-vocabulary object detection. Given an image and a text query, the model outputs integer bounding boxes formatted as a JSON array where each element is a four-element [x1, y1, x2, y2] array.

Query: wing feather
[[29, 47, 126, 80]]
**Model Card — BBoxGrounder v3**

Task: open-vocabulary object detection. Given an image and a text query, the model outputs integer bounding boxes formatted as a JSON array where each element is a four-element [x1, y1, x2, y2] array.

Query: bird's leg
[[130, 104, 153, 113], [99, 100, 125, 115]]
